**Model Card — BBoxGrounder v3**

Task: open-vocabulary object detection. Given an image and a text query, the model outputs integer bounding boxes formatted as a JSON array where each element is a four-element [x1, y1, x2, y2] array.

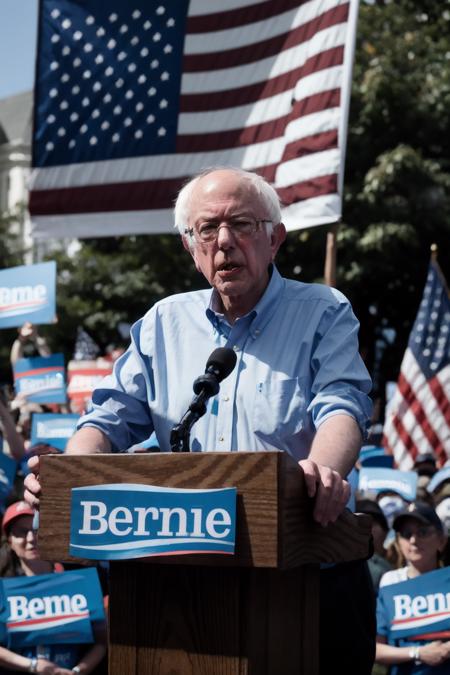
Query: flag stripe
[[180, 47, 344, 111], [183, 5, 349, 69]]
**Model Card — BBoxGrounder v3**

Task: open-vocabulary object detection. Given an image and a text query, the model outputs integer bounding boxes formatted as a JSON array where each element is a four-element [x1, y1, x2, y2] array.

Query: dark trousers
[[319, 560, 376, 675]]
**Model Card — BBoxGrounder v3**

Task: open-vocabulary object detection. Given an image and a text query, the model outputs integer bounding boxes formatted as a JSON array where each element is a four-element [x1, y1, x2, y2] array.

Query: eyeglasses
[[398, 525, 437, 540], [10, 527, 33, 539], [184, 218, 272, 244]]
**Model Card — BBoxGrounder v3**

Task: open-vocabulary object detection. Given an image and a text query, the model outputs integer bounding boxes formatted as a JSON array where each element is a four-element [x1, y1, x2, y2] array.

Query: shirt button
[[255, 329, 261, 335], [219, 436, 224, 442], [223, 396, 229, 402], [233, 345, 239, 352]]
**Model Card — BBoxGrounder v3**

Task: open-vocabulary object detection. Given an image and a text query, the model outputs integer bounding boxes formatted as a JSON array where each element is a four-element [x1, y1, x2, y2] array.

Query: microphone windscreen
[[205, 347, 237, 381]]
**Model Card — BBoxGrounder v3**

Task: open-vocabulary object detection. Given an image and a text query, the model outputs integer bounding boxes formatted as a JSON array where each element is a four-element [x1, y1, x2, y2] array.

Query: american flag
[[29, 0, 359, 240], [383, 259, 450, 470]]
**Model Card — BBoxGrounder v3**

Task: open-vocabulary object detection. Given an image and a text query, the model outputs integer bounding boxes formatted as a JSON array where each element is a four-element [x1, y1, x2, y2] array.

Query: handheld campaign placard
[[0, 262, 56, 329], [13, 354, 67, 404], [358, 467, 418, 501], [70, 483, 237, 560], [378, 568, 450, 641], [0, 567, 105, 649], [30, 413, 79, 451]]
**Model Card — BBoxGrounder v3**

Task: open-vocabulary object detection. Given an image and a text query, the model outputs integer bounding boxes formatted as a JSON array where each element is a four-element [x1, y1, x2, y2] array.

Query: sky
[[0, 0, 39, 100]]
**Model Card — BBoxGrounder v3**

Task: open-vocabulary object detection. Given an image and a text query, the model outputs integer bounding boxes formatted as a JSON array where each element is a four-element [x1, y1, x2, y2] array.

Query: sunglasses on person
[[397, 525, 438, 540]]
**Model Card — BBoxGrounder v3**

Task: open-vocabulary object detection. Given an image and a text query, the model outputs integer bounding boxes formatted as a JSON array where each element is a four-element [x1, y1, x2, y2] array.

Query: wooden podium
[[38, 451, 371, 675]]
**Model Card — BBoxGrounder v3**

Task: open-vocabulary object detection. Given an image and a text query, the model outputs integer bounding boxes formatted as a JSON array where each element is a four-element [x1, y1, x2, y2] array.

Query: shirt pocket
[[253, 377, 307, 442]]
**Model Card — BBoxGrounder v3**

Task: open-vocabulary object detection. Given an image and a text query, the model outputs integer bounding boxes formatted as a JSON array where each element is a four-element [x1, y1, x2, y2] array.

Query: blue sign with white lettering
[[31, 413, 79, 451], [377, 567, 450, 642], [70, 484, 237, 560], [358, 467, 417, 501], [13, 354, 67, 404], [0, 567, 105, 649], [0, 262, 56, 329]]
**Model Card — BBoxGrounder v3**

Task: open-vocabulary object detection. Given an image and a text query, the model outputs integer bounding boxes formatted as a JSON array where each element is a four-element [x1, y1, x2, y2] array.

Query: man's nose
[[216, 224, 236, 249]]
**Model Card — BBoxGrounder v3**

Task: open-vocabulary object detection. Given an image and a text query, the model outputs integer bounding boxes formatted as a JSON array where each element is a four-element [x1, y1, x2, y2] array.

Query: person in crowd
[[10, 323, 51, 367], [25, 167, 375, 674], [375, 501, 450, 673], [0, 501, 107, 674], [0, 393, 25, 462], [356, 497, 393, 594]]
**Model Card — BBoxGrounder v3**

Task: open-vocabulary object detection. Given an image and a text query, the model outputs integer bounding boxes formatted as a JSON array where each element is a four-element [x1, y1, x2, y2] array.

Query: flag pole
[[430, 242, 438, 263], [324, 222, 339, 287]]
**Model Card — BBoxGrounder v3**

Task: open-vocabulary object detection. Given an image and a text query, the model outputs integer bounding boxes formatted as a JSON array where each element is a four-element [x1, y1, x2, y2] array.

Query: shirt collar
[[206, 264, 285, 337]]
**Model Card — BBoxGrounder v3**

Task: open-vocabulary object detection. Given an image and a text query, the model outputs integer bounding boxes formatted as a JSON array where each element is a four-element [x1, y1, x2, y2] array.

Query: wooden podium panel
[[38, 451, 371, 567], [38, 451, 371, 674], [108, 563, 319, 675]]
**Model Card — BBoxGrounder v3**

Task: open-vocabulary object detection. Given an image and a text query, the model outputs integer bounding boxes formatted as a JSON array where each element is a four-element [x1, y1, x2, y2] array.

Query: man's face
[[184, 170, 285, 319]]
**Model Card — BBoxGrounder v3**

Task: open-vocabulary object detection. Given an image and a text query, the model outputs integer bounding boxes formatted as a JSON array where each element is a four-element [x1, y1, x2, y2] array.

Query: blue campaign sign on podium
[[70, 483, 237, 560]]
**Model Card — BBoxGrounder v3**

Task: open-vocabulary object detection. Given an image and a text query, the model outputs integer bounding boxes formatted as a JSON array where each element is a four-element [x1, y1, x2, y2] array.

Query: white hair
[[173, 166, 282, 237]]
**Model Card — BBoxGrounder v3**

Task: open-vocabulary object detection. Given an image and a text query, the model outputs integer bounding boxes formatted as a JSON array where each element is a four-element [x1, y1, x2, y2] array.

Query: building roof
[[0, 90, 33, 146]]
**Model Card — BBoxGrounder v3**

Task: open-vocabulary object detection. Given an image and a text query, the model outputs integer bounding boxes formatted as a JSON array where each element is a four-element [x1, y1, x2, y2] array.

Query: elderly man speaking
[[25, 167, 375, 674]]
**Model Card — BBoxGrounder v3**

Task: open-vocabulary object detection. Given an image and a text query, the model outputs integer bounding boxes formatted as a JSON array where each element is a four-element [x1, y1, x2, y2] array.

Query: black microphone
[[170, 347, 237, 452], [193, 348, 237, 397]]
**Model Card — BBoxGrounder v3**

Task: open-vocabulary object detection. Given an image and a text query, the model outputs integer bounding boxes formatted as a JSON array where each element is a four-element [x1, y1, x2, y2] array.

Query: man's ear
[[182, 236, 202, 273], [270, 222, 287, 260]]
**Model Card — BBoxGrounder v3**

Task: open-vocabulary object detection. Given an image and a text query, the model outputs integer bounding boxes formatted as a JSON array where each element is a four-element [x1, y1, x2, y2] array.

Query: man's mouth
[[218, 262, 240, 272]]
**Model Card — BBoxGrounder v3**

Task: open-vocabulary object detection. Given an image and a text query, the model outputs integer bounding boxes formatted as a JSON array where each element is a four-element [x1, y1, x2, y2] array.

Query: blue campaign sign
[[0, 567, 105, 649], [0, 262, 56, 329], [358, 467, 417, 501], [378, 567, 450, 641], [0, 453, 17, 509], [360, 446, 394, 469], [70, 483, 237, 560], [31, 413, 79, 451], [13, 354, 67, 404]]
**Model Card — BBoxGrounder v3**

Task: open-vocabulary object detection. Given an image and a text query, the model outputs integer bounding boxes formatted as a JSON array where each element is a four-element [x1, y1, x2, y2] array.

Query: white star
[[146, 114, 155, 123], [159, 99, 168, 109], [161, 72, 169, 81], [135, 129, 143, 138], [86, 15, 95, 25], [50, 62, 59, 71], [46, 142, 55, 151], [107, 39, 116, 49], [143, 20, 152, 30], [70, 112, 79, 122], [124, 118, 132, 127], [60, 101, 69, 110], [62, 46, 71, 55], [51, 34, 60, 43], [73, 31, 83, 41], [95, 54, 104, 64], [105, 66, 114, 76], [97, 27, 106, 37], [72, 85, 80, 95], [117, 51, 127, 61], [83, 70, 92, 79], [82, 97, 90, 107], [113, 105, 122, 115], [57, 127, 66, 137], [84, 43, 93, 53], [51, 9, 60, 18], [93, 82, 102, 92], [153, 32, 161, 42], [125, 90, 134, 99], [61, 74, 70, 82], [135, 102, 144, 111], [148, 87, 157, 96], [120, 25, 129, 34], [73, 57, 82, 67], [80, 124, 88, 134], [156, 6, 165, 15], [166, 18, 175, 27], [163, 44, 173, 54], [101, 121, 110, 130], [128, 63, 137, 72], [90, 136, 98, 145], [49, 89, 58, 98], [69, 139, 76, 148], [157, 127, 166, 136], [109, 13, 118, 23], [47, 114, 56, 123], [131, 36, 139, 45], [61, 18, 71, 29], [138, 75, 147, 84], [140, 47, 149, 57], [132, 10, 141, 19], [103, 93, 112, 103], [115, 78, 124, 88], [92, 109, 100, 118], [112, 133, 120, 142], [151, 59, 159, 69]]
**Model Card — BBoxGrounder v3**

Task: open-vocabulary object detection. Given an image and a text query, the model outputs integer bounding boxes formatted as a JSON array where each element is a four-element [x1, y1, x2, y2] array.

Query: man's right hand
[[24, 454, 42, 508]]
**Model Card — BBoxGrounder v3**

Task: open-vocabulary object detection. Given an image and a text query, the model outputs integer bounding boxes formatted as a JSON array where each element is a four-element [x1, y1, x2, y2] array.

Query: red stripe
[[180, 46, 344, 112], [187, 0, 313, 33], [8, 611, 89, 629], [177, 89, 341, 153], [184, 5, 349, 71], [429, 377, 450, 466], [388, 372, 449, 463], [14, 367, 63, 380], [29, 168, 338, 217]]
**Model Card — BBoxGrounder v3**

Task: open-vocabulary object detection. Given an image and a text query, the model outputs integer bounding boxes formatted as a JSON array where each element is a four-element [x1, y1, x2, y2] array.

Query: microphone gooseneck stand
[[170, 373, 220, 452]]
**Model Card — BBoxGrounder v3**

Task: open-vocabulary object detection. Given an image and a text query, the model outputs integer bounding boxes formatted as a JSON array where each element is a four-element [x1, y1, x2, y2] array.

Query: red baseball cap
[[2, 501, 35, 535]]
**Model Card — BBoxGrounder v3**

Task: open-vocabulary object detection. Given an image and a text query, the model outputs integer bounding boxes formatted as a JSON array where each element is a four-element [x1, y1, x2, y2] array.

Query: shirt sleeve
[[307, 293, 373, 438], [77, 318, 154, 452]]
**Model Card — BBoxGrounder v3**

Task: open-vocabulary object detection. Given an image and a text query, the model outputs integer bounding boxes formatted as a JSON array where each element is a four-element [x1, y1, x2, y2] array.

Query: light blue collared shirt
[[79, 266, 373, 459]]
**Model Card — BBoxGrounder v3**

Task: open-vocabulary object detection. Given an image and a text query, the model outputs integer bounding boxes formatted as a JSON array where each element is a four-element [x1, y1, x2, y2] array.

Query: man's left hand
[[298, 458, 350, 527]]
